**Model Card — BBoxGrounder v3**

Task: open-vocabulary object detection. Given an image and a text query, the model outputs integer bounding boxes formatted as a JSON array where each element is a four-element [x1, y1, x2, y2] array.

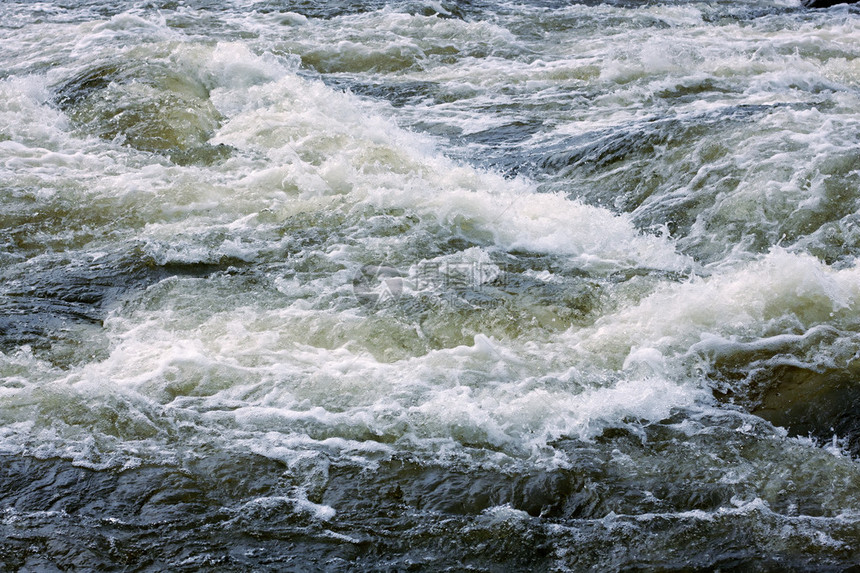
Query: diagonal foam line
[[489, 196, 521, 225]]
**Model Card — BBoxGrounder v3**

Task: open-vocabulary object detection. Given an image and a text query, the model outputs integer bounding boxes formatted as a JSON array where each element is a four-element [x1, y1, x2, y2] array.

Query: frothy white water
[[6, 249, 856, 471], [0, 18, 695, 471], [569, 249, 860, 370], [2, 7, 860, 552]]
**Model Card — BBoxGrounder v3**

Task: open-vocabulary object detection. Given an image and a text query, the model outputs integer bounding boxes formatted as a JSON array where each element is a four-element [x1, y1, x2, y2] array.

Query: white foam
[[71, 12, 173, 56], [3, 3, 860, 492], [0, 76, 68, 148], [568, 249, 860, 370], [367, 184, 689, 272], [237, 495, 336, 521]]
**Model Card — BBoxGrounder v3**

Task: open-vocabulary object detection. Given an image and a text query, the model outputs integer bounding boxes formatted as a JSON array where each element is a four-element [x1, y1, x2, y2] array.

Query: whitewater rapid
[[2, 1, 860, 570]]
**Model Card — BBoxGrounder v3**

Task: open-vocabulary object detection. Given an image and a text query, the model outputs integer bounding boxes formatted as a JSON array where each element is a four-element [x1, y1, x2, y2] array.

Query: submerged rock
[[704, 327, 860, 455], [751, 365, 860, 455], [54, 61, 230, 165], [0, 251, 246, 367]]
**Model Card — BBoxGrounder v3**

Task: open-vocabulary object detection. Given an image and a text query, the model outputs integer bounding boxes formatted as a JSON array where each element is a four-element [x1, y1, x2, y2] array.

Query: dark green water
[[3, 0, 860, 570]]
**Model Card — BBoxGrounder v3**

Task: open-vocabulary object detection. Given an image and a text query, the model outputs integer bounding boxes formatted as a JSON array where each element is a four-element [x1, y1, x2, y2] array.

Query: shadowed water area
[[3, 0, 860, 570]]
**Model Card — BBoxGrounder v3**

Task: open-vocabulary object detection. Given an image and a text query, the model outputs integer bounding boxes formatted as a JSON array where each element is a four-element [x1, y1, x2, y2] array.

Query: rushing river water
[[3, 0, 860, 570]]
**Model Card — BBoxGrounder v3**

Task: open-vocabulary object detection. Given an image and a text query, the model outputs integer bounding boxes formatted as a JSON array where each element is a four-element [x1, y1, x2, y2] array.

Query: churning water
[[3, 0, 860, 570]]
